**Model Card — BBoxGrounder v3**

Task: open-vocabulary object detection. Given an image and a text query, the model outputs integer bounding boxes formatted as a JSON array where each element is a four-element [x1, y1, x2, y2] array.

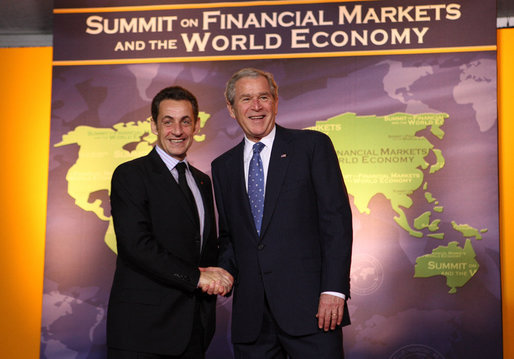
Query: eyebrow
[[239, 91, 271, 98], [161, 115, 192, 120]]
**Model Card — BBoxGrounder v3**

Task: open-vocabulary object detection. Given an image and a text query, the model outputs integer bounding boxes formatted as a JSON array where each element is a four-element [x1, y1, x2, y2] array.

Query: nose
[[251, 97, 262, 110], [170, 122, 183, 136]]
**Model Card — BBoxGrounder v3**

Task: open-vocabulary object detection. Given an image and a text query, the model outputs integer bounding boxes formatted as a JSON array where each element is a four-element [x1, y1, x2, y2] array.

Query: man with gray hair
[[212, 68, 353, 358]]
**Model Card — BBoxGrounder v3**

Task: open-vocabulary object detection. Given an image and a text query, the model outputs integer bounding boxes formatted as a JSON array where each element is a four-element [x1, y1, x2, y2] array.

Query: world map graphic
[[41, 54, 501, 358], [57, 110, 484, 294]]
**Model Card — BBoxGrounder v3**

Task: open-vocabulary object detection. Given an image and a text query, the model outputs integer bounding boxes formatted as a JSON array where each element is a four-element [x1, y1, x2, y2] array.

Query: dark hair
[[151, 86, 199, 122], [225, 68, 278, 106]]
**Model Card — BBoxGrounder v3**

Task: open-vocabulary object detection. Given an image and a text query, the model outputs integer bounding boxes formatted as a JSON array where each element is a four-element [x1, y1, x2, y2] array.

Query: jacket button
[[257, 244, 265, 250]]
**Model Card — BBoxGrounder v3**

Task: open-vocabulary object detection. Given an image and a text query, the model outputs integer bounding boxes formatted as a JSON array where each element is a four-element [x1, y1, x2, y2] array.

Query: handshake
[[198, 267, 234, 296]]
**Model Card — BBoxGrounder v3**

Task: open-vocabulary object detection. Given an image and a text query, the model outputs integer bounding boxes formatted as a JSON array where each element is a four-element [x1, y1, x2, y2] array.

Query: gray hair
[[225, 68, 278, 106]]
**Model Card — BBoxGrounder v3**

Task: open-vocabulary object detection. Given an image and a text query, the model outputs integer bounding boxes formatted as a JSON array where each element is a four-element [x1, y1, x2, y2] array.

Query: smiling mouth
[[249, 115, 265, 120], [169, 138, 185, 143]]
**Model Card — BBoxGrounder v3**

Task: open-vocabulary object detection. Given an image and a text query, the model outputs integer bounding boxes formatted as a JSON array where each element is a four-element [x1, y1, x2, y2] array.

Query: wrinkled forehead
[[234, 75, 273, 96]]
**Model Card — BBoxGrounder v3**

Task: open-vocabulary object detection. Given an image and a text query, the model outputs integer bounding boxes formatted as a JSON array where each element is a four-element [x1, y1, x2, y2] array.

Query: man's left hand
[[316, 293, 345, 331]]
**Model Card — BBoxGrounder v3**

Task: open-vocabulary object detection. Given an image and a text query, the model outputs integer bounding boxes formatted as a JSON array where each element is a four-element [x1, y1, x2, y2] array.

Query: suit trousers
[[233, 297, 344, 359], [108, 302, 205, 359]]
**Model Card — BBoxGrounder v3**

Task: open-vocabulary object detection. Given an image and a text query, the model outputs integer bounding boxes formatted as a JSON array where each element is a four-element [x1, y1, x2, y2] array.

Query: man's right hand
[[198, 267, 234, 296]]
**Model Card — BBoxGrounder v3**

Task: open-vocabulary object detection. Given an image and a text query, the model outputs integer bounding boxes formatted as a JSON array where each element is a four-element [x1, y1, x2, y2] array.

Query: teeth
[[170, 139, 184, 143]]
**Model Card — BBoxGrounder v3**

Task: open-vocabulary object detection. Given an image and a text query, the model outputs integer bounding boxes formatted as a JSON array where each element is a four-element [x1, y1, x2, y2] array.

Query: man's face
[[151, 99, 198, 161], [227, 76, 278, 142]]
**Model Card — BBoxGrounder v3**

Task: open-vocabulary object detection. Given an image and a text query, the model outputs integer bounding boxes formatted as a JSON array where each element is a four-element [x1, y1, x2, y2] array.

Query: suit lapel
[[148, 149, 199, 227], [232, 140, 261, 242], [190, 166, 211, 252], [260, 126, 291, 238]]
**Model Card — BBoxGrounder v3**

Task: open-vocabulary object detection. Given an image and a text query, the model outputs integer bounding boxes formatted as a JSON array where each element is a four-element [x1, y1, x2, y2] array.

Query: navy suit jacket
[[107, 148, 218, 355], [212, 125, 352, 343]]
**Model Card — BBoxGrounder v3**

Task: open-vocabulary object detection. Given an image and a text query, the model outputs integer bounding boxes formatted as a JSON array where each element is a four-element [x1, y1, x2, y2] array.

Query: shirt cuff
[[322, 291, 346, 300]]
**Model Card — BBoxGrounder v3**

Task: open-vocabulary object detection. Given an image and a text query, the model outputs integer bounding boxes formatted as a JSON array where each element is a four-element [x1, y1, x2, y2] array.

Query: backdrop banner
[[42, 1, 500, 358]]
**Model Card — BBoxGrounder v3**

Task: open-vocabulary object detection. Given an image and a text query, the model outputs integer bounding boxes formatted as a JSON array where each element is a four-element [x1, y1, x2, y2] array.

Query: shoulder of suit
[[113, 150, 155, 176], [212, 141, 242, 166], [278, 125, 331, 143]]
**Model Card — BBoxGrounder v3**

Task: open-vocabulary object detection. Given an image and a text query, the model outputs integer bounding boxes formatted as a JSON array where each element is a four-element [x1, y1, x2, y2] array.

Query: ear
[[193, 118, 201, 135], [150, 119, 158, 135], [226, 101, 236, 119]]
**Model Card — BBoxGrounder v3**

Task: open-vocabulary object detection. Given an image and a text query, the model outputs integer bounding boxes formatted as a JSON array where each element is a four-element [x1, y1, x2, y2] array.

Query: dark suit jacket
[[212, 125, 353, 343], [107, 148, 218, 355]]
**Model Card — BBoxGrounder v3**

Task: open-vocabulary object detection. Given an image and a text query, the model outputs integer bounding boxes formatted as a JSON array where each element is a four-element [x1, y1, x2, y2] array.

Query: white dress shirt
[[243, 126, 275, 193]]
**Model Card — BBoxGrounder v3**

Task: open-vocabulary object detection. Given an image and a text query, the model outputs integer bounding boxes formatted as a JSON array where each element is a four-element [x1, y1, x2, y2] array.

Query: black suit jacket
[[212, 125, 353, 343], [107, 148, 218, 355]]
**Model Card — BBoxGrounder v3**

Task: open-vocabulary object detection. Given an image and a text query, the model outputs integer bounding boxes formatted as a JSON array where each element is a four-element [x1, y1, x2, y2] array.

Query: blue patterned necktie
[[248, 142, 265, 235]]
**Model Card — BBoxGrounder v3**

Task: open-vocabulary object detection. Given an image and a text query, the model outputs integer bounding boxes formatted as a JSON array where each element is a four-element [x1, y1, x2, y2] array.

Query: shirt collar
[[154, 145, 189, 172], [243, 125, 276, 153]]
